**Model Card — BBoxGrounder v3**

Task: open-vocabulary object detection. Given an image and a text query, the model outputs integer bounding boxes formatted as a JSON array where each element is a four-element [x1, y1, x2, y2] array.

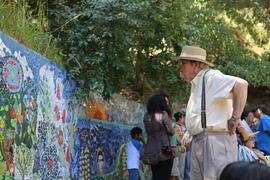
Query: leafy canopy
[[47, 0, 270, 102]]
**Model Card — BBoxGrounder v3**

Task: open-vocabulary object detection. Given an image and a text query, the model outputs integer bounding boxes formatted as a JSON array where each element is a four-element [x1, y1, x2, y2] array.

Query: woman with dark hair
[[146, 94, 172, 117], [141, 94, 176, 180], [219, 161, 270, 180]]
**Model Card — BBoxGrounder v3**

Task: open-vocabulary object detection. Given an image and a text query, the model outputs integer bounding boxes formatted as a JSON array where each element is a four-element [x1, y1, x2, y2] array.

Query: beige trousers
[[190, 131, 237, 180]]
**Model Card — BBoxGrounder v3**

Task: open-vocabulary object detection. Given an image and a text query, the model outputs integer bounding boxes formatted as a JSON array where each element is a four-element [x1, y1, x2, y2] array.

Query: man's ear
[[192, 62, 201, 73]]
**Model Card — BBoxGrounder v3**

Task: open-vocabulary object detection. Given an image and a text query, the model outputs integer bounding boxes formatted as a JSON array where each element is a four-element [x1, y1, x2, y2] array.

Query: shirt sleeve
[[207, 70, 236, 99], [132, 139, 144, 152]]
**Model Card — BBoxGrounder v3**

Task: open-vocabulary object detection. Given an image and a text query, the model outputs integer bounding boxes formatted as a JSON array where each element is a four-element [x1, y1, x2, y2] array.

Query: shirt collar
[[191, 69, 208, 86]]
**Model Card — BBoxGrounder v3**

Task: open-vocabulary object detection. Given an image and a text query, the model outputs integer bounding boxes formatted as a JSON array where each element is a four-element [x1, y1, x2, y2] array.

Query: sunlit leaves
[[47, 0, 270, 103]]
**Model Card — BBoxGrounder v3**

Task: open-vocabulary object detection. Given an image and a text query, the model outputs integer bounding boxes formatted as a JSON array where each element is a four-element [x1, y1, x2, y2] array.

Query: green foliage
[[0, 171, 12, 180], [48, 0, 188, 101], [218, 57, 270, 88], [2, 0, 270, 103], [0, 0, 63, 66], [185, 0, 270, 90], [202, 0, 270, 58], [47, 0, 270, 103]]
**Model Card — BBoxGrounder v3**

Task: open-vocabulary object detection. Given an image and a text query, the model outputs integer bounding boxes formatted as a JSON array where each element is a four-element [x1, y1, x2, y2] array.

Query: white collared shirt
[[186, 69, 236, 136]]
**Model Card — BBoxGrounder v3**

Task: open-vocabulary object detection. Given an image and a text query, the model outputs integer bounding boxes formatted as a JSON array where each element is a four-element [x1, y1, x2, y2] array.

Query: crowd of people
[[237, 105, 270, 165], [126, 45, 270, 180]]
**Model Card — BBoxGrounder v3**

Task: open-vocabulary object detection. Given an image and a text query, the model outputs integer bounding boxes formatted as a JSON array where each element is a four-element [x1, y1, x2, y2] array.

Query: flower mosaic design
[[39, 145, 61, 179], [0, 33, 75, 180], [3, 58, 23, 93]]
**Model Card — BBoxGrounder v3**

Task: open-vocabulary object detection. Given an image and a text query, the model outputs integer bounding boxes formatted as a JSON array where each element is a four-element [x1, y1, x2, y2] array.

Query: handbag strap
[[201, 70, 210, 129]]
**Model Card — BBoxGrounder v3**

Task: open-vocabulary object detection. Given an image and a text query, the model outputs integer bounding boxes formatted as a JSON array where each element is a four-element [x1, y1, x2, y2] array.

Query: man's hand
[[228, 119, 239, 135], [180, 145, 186, 153], [139, 135, 145, 144]]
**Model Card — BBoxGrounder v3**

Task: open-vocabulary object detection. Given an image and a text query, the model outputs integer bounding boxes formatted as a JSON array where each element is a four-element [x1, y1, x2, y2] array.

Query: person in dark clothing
[[141, 94, 176, 180]]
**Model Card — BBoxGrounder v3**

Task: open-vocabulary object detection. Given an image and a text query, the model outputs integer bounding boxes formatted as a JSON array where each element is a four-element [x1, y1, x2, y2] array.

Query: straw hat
[[241, 128, 257, 142], [240, 128, 251, 142], [174, 46, 214, 67]]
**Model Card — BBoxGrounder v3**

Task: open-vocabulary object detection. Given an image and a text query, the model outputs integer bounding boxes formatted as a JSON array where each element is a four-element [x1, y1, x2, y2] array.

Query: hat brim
[[244, 132, 258, 142], [171, 56, 214, 67]]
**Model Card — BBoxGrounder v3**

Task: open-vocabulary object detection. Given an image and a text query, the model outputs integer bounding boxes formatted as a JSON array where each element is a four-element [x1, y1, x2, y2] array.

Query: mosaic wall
[[75, 94, 147, 179], [81, 94, 146, 126], [71, 119, 131, 179], [0, 32, 75, 179], [110, 94, 146, 125], [0, 32, 147, 179]]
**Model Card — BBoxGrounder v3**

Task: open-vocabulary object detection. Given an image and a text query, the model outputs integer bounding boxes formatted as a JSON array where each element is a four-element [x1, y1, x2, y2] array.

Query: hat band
[[180, 55, 205, 61]]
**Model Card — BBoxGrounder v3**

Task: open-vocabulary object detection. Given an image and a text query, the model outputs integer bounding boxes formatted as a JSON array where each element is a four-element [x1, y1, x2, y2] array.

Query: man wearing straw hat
[[175, 46, 248, 180]]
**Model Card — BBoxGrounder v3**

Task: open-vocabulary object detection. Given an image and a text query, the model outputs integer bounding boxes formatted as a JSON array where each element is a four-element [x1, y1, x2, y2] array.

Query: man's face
[[179, 60, 195, 82], [254, 109, 261, 118], [134, 133, 142, 140]]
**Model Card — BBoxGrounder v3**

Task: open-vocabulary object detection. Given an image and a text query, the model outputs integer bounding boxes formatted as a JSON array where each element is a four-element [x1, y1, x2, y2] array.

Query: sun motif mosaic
[[85, 100, 108, 121]]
